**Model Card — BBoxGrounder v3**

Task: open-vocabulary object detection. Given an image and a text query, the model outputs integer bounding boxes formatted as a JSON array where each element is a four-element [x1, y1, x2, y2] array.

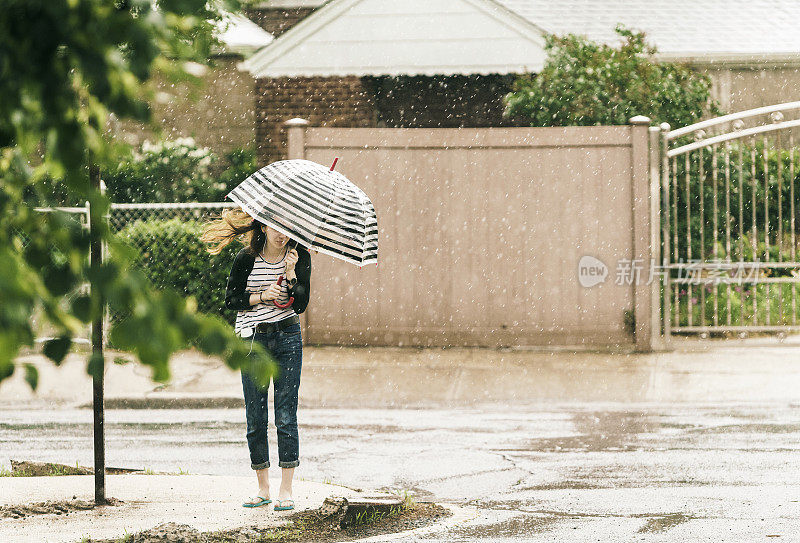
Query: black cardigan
[[224, 245, 311, 315]]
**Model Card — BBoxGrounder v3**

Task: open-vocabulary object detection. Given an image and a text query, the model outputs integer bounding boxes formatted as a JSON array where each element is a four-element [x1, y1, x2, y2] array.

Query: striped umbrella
[[226, 158, 378, 267]]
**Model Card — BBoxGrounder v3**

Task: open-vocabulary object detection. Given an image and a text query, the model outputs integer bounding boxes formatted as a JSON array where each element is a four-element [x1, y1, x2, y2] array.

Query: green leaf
[[196, 326, 227, 355], [87, 352, 105, 380], [0, 361, 15, 382], [43, 336, 73, 366], [42, 263, 78, 296], [109, 317, 145, 349], [23, 363, 39, 391], [86, 261, 120, 292], [151, 363, 171, 383], [70, 295, 92, 322]]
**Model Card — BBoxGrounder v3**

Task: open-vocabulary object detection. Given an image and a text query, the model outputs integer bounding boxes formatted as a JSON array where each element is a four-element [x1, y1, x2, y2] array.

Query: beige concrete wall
[[116, 57, 255, 154], [287, 123, 656, 349]]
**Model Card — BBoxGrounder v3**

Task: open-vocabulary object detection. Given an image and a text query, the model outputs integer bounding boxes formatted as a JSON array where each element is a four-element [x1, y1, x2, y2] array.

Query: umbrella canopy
[[226, 159, 378, 267]]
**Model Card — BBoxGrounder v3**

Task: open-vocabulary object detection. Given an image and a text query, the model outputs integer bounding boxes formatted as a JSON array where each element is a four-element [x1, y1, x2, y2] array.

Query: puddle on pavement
[[517, 480, 602, 491], [448, 512, 560, 539], [688, 423, 800, 434], [522, 410, 654, 452], [521, 435, 642, 452], [450, 509, 694, 538], [635, 512, 694, 533]]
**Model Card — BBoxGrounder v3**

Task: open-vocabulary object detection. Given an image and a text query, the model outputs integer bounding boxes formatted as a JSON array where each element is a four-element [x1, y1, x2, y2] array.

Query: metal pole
[[89, 162, 106, 505], [656, 123, 678, 348], [660, 123, 672, 346], [648, 125, 664, 350], [101, 180, 110, 348]]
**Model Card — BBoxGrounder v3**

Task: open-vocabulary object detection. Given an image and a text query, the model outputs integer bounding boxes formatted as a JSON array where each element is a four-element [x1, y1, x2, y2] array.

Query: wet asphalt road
[[3, 400, 799, 541]]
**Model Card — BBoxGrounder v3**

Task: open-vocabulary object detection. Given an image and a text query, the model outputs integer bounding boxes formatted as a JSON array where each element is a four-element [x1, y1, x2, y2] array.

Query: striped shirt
[[234, 249, 296, 335]]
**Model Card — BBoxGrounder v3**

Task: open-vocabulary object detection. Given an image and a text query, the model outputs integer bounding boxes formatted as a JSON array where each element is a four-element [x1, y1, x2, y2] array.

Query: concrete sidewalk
[[4, 340, 800, 408], [0, 474, 476, 543], [0, 474, 361, 542]]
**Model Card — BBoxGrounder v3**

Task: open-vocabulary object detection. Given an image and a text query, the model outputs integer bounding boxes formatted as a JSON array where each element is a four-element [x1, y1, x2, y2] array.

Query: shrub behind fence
[[109, 202, 240, 325]]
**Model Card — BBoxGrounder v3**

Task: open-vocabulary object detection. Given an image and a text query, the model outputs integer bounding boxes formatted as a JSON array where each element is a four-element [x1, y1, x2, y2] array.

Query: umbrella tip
[[330, 157, 339, 171]]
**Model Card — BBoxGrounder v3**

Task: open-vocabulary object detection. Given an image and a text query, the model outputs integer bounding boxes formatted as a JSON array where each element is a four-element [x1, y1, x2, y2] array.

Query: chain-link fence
[[109, 202, 240, 325], [31, 202, 240, 347], [108, 202, 238, 233]]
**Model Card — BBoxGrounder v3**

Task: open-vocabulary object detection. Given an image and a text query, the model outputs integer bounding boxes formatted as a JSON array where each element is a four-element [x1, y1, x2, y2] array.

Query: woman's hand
[[259, 281, 282, 302], [285, 248, 299, 277]]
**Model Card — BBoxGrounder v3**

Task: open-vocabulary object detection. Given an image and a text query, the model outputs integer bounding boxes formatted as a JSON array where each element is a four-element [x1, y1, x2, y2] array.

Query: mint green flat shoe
[[243, 495, 271, 508], [273, 498, 294, 511]]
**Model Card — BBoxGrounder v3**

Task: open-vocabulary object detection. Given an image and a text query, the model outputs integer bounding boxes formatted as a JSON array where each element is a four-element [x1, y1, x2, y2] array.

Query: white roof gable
[[213, 11, 274, 57], [497, 0, 800, 62], [243, 0, 547, 77]]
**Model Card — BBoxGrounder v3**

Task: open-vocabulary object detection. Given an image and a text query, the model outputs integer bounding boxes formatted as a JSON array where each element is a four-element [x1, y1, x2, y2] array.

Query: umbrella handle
[[272, 275, 295, 308]]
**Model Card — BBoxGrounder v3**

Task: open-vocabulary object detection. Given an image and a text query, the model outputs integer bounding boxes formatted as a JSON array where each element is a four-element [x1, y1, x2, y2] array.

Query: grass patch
[[0, 466, 31, 477], [348, 502, 406, 528], [138, 466, 191, 475], [3, 460, 185, 477], [3, 460, 88, 477], [81, 501, 450, 542]]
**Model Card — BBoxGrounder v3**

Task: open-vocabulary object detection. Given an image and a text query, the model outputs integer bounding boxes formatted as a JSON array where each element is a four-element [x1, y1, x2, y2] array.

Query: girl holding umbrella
[[203, 210, 311, 511], [203, 158, 378, 512]]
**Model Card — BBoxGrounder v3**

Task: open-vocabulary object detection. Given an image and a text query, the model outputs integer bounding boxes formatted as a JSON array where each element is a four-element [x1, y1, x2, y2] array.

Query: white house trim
[[653, 52, 800, 69], [242, 0, 548, 78], [213, 11, 274, 57]]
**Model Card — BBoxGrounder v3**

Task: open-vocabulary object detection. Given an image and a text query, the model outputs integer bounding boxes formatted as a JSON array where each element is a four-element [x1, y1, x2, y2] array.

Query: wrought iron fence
[[661, 101, 800, 338]]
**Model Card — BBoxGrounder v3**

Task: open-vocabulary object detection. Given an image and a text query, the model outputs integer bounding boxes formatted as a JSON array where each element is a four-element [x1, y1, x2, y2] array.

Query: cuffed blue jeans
[[241, 321, 302, 470]]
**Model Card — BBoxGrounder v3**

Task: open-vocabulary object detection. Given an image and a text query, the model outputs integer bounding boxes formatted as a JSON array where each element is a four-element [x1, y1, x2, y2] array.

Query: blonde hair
[[201, 208, 265, 255]]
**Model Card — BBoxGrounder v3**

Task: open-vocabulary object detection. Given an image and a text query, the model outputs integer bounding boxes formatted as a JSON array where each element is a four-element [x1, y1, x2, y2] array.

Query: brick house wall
[[256, 76, 378, 164], [245, 7, 317, 37], [255, 74, 531, 164], [366, 74, 529, 129]]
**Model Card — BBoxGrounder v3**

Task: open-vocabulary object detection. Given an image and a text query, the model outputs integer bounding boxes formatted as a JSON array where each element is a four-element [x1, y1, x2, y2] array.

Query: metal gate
[[660, 101, 800, 339]]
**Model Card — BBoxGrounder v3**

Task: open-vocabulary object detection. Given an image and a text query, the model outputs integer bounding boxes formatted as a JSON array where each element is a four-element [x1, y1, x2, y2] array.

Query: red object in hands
[[272, 275, 295, 308]]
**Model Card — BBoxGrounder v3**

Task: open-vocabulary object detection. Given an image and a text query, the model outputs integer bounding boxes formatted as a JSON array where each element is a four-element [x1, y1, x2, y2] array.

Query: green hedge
[[666, 139, 800, 264], [503, 25, 721, 129], [116, 218, 239, 324], [673, 282, 800, 330]]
